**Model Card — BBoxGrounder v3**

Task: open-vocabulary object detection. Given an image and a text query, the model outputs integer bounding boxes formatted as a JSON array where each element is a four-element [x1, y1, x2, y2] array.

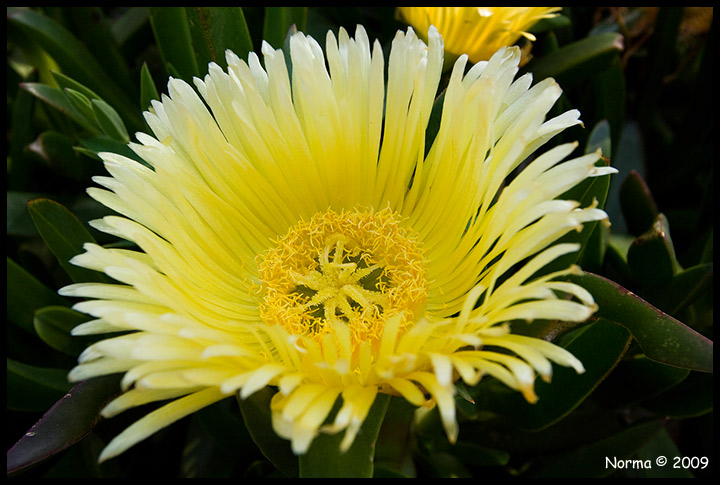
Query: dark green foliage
[[7, 7, 712, 478]]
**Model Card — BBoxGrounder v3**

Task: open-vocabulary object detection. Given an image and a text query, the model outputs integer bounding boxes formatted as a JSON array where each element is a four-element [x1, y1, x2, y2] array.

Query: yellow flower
[[61, 25, 615, 462], [397, 7, 562, 65]]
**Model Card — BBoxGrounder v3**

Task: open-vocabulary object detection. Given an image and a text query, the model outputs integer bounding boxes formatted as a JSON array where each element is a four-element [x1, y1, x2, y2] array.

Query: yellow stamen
[[258, 208, 427, 348]]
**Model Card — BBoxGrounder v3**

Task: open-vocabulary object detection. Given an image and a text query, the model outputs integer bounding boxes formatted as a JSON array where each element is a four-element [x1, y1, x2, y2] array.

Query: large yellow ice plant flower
[[61, 25, 615, 462], [397, 7, 562, 64]]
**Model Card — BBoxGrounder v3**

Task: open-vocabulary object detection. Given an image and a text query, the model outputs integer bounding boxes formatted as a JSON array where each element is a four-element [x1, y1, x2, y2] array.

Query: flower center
[[258, 208, 427, 345]]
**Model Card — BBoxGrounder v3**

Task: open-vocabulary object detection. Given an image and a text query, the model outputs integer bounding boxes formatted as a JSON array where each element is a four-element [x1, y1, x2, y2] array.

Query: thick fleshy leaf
[[263, 7, 307, 49], [108, 7, 150, 50], [590, 57, 626, 154], [52, 70, 102, 104], [373, 397, 417, 477], [424, 91, 445, 157], [627, 213, 680, 292], [531, 13, 571, 34], [299, 394, 391, 478], [76, 135, 149, 167], [634, 429, 695, 478], [51, 72, 129, 143], [473, 318, 631, 431], [534, 419, 666, 478], [586, 119, 613, 159], [7, 374, 123, 476], [6, 359, 72, 412], [7, 257, 69, 334], [28, 131, 93, 181], [186, 7, 254, 71], [27, 198, 109, 284], [63, 88, 101, 131], [182, 401, 256, 478], [525, 32, 624, 87], [597, 355, 689, 407], [620, 170, 659, 236], [543, 140, 614, 275], [60, 7, 133, 95], [642, 373, 713, 418], [237, 387, 298, 477], [448, 442, 510, 468], [415, 451, 472, 478], [7, 8, 138, 128], [21, 82, 99, 133], [91, 98, 130, 142], [567, 272, 713, 372], [33, 306, 93, 357], [148, 7, 200, 82], [575, 120, 613, 271], [9, 72, 42, 190], [7, 191, 42, 237], [140, 62, 160, 112], [644, 263, 713, 317]]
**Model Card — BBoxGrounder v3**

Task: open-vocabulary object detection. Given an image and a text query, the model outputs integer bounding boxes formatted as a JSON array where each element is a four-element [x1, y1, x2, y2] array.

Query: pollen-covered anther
[[258, 208, 428, 346]]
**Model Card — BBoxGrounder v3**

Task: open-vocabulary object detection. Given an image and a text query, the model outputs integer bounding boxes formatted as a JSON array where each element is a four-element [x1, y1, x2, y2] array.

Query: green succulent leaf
[[7, 192, 41, 237], [591, 57, 626, 153], [7, 359, 73, 413], [545, 139, 614, 274], [524, 32, 625, 87], [627, 213, 680, 292], [21, 83, 98, 133], [567, 272, 713, 372], [193, 400, 256, 456], [373, 397, 418, 477], [63, 88, 102, 132], [59, 7, 133, 95], [299, 393, 390, 478], [51, 71, 102, 103], [473, 318, 631, 431], [644, 263, 713, 317], [148, 7, 200, 82], [139, 62, 160, 113], [263, 7, 308, 49], [76, 135, 148, 167], [642, 373, 713, 419], [186, 7, 254, 71], [8, 75, 39, 189], [586, 119, 612, 159], [33, 306, 93, 357], [598, 355, 690, 407], [8, 8, 138, 130], [27, 198, 108, 284], [237, 387, 298, 477], [91, 99, 130, 142], [620, 170, 659, 236], [7, 257, 69, 334], [7, 374, 123, 476], [534, 419, 666, 478], [634, 429, 695, 478]]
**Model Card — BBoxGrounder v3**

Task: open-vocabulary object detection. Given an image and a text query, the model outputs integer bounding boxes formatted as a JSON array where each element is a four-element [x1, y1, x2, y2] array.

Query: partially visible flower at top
[[397, 7, 561, 66], [61, 24, 615, 462]]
